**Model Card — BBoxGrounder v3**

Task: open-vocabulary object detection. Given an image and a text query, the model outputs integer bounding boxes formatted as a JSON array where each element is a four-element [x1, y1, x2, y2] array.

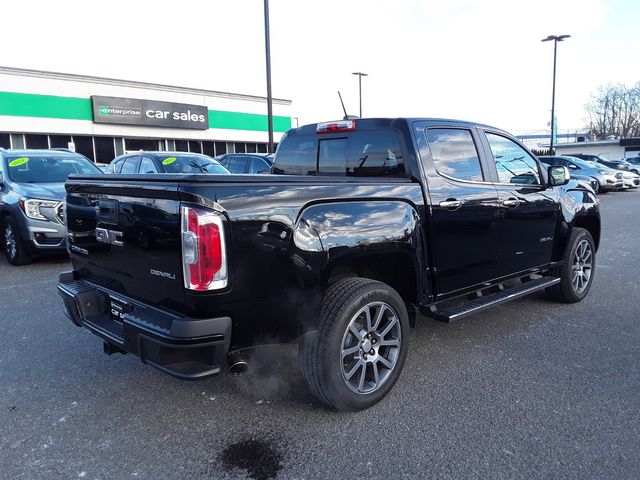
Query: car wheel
[[301, 277, 409, 411], [546, 227, 595, 303], [2, 217, 32, 266]]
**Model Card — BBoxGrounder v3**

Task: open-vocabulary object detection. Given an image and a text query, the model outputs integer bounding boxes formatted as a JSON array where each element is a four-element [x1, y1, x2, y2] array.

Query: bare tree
[[585, 82, 640, 139]]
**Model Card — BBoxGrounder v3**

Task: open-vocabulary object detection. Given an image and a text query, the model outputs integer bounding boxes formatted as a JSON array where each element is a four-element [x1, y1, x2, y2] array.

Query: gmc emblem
[[95, 227, 124, 246]]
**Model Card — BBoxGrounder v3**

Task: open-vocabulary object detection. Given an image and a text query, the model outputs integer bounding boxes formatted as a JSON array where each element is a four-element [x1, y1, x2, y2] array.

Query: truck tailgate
[[65, 177, 185, 309]]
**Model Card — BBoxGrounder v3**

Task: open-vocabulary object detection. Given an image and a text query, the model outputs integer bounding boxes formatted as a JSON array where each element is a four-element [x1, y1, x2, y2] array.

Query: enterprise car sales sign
[[91, 96, 209, 130]]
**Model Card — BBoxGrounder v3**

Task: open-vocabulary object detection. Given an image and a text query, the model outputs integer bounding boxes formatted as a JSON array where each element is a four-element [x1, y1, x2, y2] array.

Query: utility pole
[[542, 34, 570, 153], [352, 72, 368, 118], [264, 0, 274, 153]]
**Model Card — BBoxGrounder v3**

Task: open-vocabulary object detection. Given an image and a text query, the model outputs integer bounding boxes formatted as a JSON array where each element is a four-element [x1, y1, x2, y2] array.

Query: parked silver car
[[0, 149, 103, 265], [621, 170, 640, 189], [539, 155, 624, 192]]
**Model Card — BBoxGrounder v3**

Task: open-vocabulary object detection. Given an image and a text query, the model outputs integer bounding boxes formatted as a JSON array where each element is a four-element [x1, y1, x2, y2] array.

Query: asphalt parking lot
[[1, 191, 639, 480]]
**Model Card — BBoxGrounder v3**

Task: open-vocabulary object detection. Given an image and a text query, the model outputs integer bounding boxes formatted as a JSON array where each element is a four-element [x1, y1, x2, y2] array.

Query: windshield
[[5, 154, 102, 183], [157, 154, 229, 174]]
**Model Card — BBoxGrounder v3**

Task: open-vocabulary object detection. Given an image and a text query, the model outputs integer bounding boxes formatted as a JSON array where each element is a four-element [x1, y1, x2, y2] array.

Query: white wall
[[555, 143, 625, 161], [0, 71, 291, 142]]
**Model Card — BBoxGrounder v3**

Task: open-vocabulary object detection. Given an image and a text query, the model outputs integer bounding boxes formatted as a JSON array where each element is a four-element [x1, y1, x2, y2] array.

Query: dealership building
[[0, 66, 293, 163]]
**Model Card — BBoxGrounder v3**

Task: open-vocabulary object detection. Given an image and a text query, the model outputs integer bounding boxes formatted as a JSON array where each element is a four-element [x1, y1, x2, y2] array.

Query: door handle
[[502, 198, 520, 208], [439, 199, 463, 210]]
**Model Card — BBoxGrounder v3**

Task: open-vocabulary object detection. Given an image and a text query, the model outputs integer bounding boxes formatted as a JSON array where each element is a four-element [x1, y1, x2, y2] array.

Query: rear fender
[[294, 200, 423, 305]]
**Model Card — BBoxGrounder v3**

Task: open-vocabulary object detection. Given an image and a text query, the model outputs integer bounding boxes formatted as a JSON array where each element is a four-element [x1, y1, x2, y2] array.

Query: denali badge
[[95, 227, 124, 246], [150, 269, 176, 280]]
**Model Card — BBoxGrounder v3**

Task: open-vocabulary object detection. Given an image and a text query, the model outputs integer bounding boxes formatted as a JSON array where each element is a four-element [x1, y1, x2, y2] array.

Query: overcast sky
[[3, 0, 639, 134]]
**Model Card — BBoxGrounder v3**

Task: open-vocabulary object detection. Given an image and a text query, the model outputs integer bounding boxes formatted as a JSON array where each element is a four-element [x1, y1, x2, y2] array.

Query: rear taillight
[[316, 120, 356, 134], [181, 206, 228, 291]]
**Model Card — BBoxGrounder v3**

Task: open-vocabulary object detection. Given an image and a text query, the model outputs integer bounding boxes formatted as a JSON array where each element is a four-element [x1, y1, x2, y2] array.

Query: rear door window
[[249, 157, 271, 174], [426, 128, 484, 182], [227, 156, 249, 173], [120, 156, 140, 174], [139, 156, 158, 173]]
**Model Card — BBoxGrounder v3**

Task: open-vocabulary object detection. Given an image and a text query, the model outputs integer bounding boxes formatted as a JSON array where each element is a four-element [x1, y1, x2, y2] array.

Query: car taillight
[[181, 206, 228, 291], [316, 120, 356, 134]]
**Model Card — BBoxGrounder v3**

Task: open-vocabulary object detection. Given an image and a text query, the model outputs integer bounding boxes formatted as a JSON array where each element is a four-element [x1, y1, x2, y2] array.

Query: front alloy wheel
[[546, 227, 595, 303], [4, 222, 17, 260], [2, 217, 32, 265], [571, 239, 593, 295]]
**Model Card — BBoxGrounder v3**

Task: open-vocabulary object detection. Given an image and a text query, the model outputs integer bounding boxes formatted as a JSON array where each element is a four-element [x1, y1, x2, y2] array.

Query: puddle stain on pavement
[[221, 438, 283, 480]]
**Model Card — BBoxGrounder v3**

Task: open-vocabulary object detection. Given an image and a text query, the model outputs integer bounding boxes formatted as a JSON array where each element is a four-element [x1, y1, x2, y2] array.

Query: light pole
[[352, 72, 368, 118], [542, 34, 570, 153], [264, 0, 274, 153]]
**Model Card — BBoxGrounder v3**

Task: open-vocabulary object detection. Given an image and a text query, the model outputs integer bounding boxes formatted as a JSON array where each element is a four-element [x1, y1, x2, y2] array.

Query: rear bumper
[[57, 271, 231, 380]]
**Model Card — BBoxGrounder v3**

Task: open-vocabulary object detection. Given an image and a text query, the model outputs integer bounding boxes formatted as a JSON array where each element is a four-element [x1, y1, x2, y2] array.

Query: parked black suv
[[58, 118, 600, 410], [0, 148, 102, 265], [215, 153, 274, 174], [569, 153, 630, 171]]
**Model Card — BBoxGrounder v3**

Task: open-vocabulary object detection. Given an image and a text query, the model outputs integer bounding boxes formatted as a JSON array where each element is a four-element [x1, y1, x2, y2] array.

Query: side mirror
[[548, 165, 570, 186]]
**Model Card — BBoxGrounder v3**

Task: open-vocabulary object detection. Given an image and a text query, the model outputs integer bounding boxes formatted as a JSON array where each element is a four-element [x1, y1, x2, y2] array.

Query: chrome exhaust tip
[[228, 353, 249, 376]]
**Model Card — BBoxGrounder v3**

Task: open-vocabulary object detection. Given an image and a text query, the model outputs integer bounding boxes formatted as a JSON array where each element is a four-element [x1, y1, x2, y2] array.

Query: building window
[[188, 140, 202, 153], [202, 141, 215, 157], [73, 136, 95, 161], [0, 133, 10, 149], [114, 138, 125, 156], [234, 142, 246, 153], [256, 143, 268, 153], [246, 143, 257, 153], [10, 134, 25, 149], [125, 138, 159, 152], [214, 142, 227, 156], [94, 136, 116, 163], [49, 135, 72, 148], [165, 139, 175, 151], [175, 140, 188, 152], [25, 134, 49, 149]]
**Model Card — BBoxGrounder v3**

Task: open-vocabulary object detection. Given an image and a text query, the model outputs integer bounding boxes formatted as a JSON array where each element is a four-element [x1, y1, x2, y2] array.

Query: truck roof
[[287, 117, 502, 135]]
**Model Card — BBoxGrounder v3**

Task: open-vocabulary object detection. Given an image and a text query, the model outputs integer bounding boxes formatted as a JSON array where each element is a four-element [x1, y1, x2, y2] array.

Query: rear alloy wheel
[[546, 227, 595, 303], [3, 217, 32, 266], [301, 278, 409, 411], [340, 301, 402, 394]]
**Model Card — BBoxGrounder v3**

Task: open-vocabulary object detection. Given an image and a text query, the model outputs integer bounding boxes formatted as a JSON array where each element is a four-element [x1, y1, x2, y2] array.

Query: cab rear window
[[274, 130, 405, 177]]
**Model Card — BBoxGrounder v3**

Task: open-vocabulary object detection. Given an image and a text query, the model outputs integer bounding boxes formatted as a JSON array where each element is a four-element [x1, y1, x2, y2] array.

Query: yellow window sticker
[[9, 157, 29, 167], [162, 157, 177, 166]]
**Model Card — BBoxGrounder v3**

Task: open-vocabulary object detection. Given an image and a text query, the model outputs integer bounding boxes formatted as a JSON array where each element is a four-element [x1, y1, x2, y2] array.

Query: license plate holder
[[109, 296, 131, 325]]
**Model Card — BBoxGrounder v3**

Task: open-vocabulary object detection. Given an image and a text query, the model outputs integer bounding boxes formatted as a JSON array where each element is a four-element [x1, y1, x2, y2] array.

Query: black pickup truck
[[58, 118, 600, 410]]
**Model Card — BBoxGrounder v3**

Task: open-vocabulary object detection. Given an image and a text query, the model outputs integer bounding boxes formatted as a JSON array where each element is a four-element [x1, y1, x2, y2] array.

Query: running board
[[428, 277, 561, 323]]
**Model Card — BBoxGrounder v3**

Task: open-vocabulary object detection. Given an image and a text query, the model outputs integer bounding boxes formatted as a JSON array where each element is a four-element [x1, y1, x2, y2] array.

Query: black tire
[[2, 217, 32, 266], [546, 228, 595, 303], [300, 277, 410, 411]]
